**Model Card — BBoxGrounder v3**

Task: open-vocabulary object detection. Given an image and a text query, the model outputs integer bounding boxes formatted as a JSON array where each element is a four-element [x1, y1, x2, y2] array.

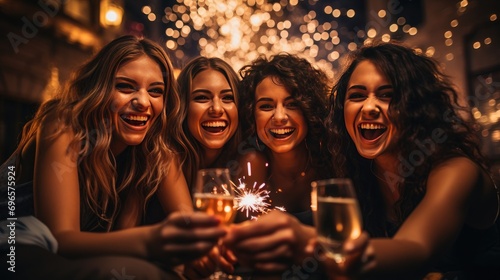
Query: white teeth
[[122, 115, 148, 121], [270, 128, 294, 135], [202, 121, 227, 128], [359, 123, 386, 130]]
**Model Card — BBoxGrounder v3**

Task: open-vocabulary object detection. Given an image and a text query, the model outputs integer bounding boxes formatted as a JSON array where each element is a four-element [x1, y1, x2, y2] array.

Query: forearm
[[54, 225, 153, 259], [367, 239, 432, 277]]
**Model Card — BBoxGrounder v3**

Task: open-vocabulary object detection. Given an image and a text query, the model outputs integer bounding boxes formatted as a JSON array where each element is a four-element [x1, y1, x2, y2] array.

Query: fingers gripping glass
[[193, 168, 237, 279], [311, 178, 363, 264]]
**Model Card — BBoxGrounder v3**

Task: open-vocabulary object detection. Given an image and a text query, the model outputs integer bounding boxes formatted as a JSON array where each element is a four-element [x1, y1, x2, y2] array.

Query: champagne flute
[[311, 178, 362, 264], [193, 168, 237, 280]]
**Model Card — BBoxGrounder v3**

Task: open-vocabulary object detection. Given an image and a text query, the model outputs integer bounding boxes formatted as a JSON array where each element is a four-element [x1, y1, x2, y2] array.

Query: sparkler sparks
[[232, 178, 270, 219], [231, 162, 285, 219]]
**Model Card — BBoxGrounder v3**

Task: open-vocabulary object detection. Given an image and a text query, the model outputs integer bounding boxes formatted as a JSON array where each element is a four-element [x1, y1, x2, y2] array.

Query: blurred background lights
[[123, 0, 496, 86]]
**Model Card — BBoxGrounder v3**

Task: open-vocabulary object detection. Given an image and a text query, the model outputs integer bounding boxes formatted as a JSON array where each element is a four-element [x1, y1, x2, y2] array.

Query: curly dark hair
[[239, 53, 331, 173], [326, 41, 487, 236]]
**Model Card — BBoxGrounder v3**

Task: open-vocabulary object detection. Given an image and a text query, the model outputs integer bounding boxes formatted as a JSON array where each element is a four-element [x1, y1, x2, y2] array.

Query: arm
[[33, 119, 225, 263], [157, 156, 193, 214], [371, 157, 494, 272], [332, 157, 498, 278]]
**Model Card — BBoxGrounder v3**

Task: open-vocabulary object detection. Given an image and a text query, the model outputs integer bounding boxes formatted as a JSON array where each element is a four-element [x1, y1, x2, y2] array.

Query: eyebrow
[[191, 88, 233, 94], [115, 76, 165, 86], [256, 96, 294, 103], [347, 84, 393, 91]]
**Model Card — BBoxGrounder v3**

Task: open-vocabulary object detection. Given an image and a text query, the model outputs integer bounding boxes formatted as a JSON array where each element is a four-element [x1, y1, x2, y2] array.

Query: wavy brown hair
[[14, 35, 180, 231], [326, 41, 487, 236], [238, 53, 331, 174], [173, 56, 242, 187]]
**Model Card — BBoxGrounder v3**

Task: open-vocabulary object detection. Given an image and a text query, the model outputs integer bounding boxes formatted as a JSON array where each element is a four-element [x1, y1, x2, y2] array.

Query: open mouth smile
[[358, 123, 387, 140], [202, 120, 228, 133], [121, 114, 149, 126], [269, 128, 295, 139]]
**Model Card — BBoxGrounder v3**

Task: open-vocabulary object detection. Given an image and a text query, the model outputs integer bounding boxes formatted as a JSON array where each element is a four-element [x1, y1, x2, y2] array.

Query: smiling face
[[110, 55, 165, 155], [254, 76, 308, 154], [344, 60, 398, 159], [187, 69, 238, 152]]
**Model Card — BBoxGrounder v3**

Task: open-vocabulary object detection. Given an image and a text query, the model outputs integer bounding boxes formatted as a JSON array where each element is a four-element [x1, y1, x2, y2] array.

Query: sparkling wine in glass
[[193, 168, 237, 279], [311, 178, 362, 263]]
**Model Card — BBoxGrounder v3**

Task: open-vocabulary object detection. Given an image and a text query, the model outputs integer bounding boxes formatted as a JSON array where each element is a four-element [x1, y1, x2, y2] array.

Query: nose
[[361, 96, 380, 117], [209, 98, 223, 115], [132, 89, 150, 111], [272, 105, 288, 124]]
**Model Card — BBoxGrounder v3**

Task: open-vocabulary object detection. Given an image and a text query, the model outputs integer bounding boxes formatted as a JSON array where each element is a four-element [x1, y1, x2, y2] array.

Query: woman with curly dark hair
[[236, 53, 331, 223], [318, 42, 500, 279], [223, 53, 332, 277]]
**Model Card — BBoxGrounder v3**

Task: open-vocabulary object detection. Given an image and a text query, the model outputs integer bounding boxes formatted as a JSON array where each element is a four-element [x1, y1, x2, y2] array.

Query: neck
[[202, 148, 222, 168], [268, 142, 309, 177], [372, 155, 401, 205]]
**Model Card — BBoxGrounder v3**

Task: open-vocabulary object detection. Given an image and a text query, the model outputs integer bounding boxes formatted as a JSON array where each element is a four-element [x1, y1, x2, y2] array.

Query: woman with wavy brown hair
[[319, 41, 500, 279], [0, 35, 226, 279], [173, 56, 241, 188]]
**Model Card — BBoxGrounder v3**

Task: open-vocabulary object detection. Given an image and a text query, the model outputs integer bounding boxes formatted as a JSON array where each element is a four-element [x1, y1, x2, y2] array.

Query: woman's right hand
[[148, 211, 227, 265], [307, 232, 375, 279]]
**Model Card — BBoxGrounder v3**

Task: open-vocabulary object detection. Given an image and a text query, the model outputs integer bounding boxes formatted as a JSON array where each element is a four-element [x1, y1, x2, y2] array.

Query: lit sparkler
[[231, 162, 285, 219], [232, 178, 270, 219]]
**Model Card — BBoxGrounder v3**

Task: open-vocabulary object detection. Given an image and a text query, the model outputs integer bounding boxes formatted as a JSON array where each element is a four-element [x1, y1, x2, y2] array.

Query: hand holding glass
[[193, 168, 237, 279], [311, 178, 362, 263]]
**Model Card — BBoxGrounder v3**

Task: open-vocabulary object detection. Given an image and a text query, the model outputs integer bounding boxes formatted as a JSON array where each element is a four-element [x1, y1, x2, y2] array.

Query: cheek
[[254, 114, 268, 131], [154, 98, 165, 113], [225, 104, 238, 120]]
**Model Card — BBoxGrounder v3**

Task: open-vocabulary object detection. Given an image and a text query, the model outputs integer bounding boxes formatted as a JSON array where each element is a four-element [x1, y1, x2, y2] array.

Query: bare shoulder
[[428, 157, 498, 228], [428, 157, 481, 188]]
